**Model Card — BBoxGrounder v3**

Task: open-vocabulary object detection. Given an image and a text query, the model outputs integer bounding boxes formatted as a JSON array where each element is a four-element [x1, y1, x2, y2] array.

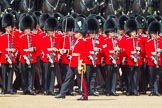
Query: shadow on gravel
[[0, 95, 19, 97]]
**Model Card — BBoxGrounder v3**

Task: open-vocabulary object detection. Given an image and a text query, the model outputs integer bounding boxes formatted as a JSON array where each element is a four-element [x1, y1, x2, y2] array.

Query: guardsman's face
[[5, 26, 12, 33], [67, 31, 73, 36], [118, 29, 125, 35], [150, 33, 157, 39], [89, 33, 95, 38], [129, 31, 136, 38], [75, 32, 82, 38], [47, 31, 54, 37], [138, 29, 144, 35], [24, 29, 31, 35], [108, 31, 115, 38]]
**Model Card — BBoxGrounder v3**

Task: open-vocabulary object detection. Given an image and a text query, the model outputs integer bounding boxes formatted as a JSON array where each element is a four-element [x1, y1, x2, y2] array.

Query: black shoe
[[89, 92, 99, 96], [55, 94, 65, 99], [106, 93, 111, 96], [67, 92, 76, 96], [134, 92, 140, 96], [77, 96, 88, 101], [27, 90, 36, 95], [126, 92, 131, 96], [149, 93, 153, 96], [44, 91, 48, 95], [7, 91, 16, 95], [111, 92, 119, 96], [155, 92, 160, 96], [1, 91, 6, 94], [48, 91, 55, 96]]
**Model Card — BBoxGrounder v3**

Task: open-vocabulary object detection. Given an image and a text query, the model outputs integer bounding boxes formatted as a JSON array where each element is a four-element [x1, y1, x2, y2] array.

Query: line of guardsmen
[[1, 10, 162, 100]]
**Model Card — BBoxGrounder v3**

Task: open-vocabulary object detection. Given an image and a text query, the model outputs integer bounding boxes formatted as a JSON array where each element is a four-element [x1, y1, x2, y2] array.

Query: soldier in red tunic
[[55, 17, 88, 100], [117, 15, 129, 94], [145, 21, 161, 96], [0, 14, 16, 94], [103, 18, 121, 96], [124, 19, 144, 96], [135, 15, 148, 94], [60, 15, 76, 95], [40, 17, 62, 95], [85, 16, 103, 96], [19, 14, 37, 95]]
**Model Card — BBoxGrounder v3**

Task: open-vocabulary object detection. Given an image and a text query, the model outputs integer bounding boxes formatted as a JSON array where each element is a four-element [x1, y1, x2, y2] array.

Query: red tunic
[[85, 36, 103, 65], [125, 37, 144, 66], [40, 32, 62, 63], [0, 33, 17, 64], [69, 38, 87, 68], [103, 37, 121, 65], [145, 39, 162, 66], [19, 33, 37, 64]]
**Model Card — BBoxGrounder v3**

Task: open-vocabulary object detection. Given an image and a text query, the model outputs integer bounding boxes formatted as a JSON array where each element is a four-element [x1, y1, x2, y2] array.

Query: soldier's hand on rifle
[[6, 48, 16, 53], [136, 47, 141, 51], [26, 59, 30, 65], [60, 49, 67, 54], [114, 47, 120, 52], [70, 46, 74, 50], [151, 56, 158, 65], [131, 55, 137, 63], [28, 47, 35, 52], [94, 47, 100, 52], [52, 47, 58, 52], [49, 58, 54, 64], [112, 58, 117, 65], [5, 54, 12, 64], [7, 58, 12, 64], [156, 48, 161, 53], [23, 55, 30, 65]]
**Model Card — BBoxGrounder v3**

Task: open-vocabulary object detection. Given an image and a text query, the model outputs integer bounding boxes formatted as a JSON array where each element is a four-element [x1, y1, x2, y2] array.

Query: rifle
[[92, 36, 97, 67], [155, 43, 160, 69], [28, 35, 32, 68], [135, 41, 140, 67], [8, 34, 14, 68], [50, 41, 56, 67], [113, 40, 118, 68]]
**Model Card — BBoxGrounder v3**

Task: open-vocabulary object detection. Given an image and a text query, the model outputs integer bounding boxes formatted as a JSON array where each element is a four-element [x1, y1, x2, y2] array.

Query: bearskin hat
[[95, 15, 105, 29], [118, 15, 128, 30], [86, 16, 99, 34], [20, 15, 35, 31], [104, 18, 117, 34], [148, 21, 161, 34], [9, 10, 20, 28], [124, 19, 138, 34], [74, 17, 88, 36], [2, 13, 14, 28], [62, 16, 75, 32], [39, 13, 50, 29], [44, 17, 58, 31], [135, 15, 147, 30]]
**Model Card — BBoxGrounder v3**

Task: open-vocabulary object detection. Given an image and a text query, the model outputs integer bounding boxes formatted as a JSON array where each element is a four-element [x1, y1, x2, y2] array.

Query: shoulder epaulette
[[20, 34, 25, 38]]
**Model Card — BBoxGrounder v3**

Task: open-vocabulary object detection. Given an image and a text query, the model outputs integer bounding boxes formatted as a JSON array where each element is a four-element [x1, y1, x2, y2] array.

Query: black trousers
[[86, 64, 103, 93], [120, 64, 129, 92], [60, 67, 82, 96], [1, 64, 14, 92], [148, 66, 160, 93], [127, 66, 141, 94], [105, 64, 119, 93], [42, 62, 56, 92], [20, 63, 35, 92]]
